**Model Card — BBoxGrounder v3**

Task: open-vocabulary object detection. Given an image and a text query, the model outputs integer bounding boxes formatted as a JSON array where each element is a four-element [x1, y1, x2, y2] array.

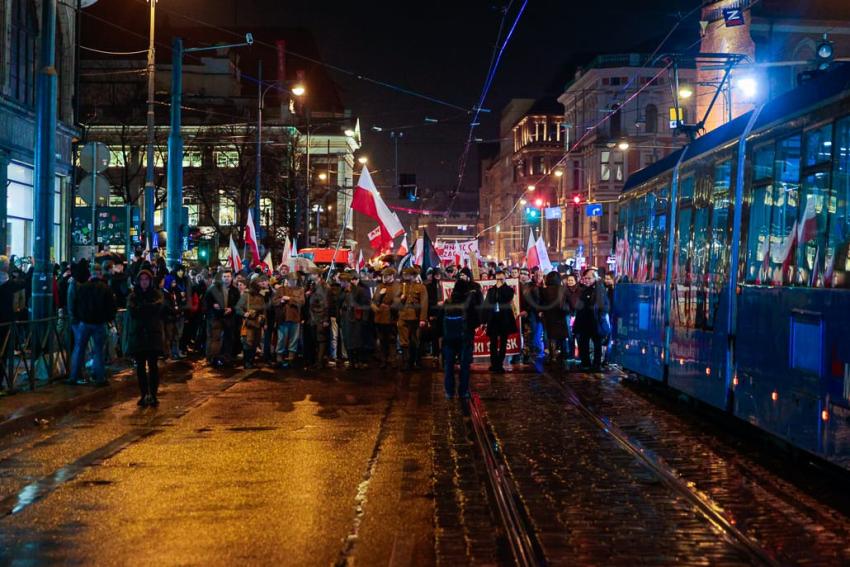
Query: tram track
[[540, 371, 782, 567], [466, 393, 547, 567]]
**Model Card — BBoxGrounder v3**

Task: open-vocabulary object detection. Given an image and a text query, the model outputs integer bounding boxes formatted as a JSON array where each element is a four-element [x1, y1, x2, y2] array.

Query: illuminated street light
[[358, 156, 368, 165], [519, 198, 527, 205], [617, 140, 630, 151], [553, 169, 564, 178], [318, 172, 328, 181], [344, 128, 356, 137], [291, 84, 306, 97], [678, 84, 694, 99], [736, 76, 758, 100], [527, 184, 536, 192]]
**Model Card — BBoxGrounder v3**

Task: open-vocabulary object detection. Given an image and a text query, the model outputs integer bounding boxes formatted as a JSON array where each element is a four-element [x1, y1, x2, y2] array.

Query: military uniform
[[397, 267, 429, 368], [371, 268, 401, 367]]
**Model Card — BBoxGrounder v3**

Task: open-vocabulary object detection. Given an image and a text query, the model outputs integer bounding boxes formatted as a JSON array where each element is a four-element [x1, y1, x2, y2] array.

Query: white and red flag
[[413, 237, 424, 265], [357, 250, 365, 271], [281, 236, 292, 266], [368, 225, 392, 253], [244, 210, 261, 265], [227, 235, 243, 271], [396, 235, 409, 256], [352, 166, 405, 240], [262, 251, 274, 275], [535, 236, 553, 273], [525, 231, 538, 268], [797, 195, 818, 244], [291, 238, 298, 258]]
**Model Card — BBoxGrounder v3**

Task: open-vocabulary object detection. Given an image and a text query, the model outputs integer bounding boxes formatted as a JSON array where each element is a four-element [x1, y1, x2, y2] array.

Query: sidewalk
[[0, 362, 139, 437]]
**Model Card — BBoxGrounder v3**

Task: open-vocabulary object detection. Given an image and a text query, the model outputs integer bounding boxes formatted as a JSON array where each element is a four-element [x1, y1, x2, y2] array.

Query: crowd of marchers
[[0, 248, 614, 407]]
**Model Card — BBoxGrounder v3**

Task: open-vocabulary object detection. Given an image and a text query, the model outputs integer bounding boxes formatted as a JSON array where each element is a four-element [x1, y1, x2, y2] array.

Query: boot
[[313, 343, 327, 370]]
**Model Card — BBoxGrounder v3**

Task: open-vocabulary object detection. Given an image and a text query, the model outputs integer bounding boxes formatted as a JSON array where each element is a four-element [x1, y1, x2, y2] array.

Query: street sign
[[723, 8, 745, 27], [544, 206, 562, 220], [79, 142, 110, 173], [77, 174, 111, 206], [585, 203, 603, 217]]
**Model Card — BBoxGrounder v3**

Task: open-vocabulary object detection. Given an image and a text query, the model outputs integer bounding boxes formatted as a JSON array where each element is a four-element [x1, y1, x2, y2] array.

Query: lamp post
[[255, 62, 280, 234], [31, 0, 58, 320], [166, 34, 253, 270], [143, 0, 156, 246]]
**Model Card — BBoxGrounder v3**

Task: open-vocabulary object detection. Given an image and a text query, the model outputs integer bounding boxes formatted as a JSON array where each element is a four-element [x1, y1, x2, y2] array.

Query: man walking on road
[[69, 263, 117, 386], [371, 267, 401, 369], [483, 269, 516, 373], [397, 266, 428, 369], [204, 268, 240, 368], [442, 275, 481, 400]]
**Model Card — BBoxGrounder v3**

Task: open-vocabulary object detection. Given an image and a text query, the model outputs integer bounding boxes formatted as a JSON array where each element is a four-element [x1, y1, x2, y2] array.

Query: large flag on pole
[[227, 235, 243, 271], [352, 166, 405, 239], [357, 250, 365, 271], [244, 210, 261, 265], [368, 225, 392, 253], [262, 251, 274, 275]]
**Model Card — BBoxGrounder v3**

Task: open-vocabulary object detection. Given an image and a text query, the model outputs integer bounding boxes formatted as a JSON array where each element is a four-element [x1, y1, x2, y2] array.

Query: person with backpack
[[442, 275, 482, 400]]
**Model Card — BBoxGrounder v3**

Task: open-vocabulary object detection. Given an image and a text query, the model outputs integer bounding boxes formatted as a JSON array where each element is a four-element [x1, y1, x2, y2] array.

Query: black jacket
[[126, 286, 164, 356], [574, 281, 608, 336], [204, 283, 241, 321], [0, 276, 27, 324], [73, 278, 117, 324], [483, 284, 517, 337]]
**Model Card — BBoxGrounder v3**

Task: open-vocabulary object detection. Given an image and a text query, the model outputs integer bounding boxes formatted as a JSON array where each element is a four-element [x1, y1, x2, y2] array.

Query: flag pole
[[327, 204, 353, 281]]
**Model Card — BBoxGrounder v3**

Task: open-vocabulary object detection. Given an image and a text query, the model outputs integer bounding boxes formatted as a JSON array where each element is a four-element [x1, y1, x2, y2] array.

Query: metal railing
[[0, 310, 128, 393]]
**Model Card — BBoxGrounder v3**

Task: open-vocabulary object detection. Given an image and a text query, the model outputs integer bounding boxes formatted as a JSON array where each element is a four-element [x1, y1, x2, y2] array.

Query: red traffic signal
[[572, 194, 581, 205]]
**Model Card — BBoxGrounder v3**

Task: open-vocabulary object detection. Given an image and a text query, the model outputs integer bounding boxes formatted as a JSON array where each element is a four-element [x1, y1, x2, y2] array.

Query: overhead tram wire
[[446, 0, 528, 221]]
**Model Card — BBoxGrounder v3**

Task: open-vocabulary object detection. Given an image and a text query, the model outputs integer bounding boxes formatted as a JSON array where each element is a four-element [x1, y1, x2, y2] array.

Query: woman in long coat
[[540, 271, 569, 363], [126, 268, 165, 407]]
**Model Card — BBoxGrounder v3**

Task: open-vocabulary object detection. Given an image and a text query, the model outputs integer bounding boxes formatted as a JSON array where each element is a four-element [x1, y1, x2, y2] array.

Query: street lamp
[[318, 172, 328, 181], [255, 62, 281, 238], [617, 140, 630, 151], [291, 84, 306, 97], [358, 156, 369, 165], [678, 83, 694, 99], [553, 169, 564, 178], [527, 184, 536, 192], [344, 128, 356, 137]]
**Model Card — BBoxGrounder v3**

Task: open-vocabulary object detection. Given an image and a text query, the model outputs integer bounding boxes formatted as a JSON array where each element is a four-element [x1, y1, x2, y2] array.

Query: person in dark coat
[[204, 268, 241, 367], [563, 272, 582, 361], [69, 263, 117, 386], [126, 269, 164, 406], [338, 272, 371, 369], [574, 268, 609, 371], [540, 271, 569, 364], [482, 270, 517, 373], [424, 268, 443, 357], [0, 256, 28, 392], [441, 276, 482, 399]]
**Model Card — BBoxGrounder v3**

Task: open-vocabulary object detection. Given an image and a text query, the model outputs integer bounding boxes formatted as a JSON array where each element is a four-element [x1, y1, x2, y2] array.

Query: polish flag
[[227, 235, 243, 271], [357, 250, 365, 271], [244, 210, 261, 265], [777, 220, 798, 284], [368, 225, 392, 252], [535, 236, 553, 273], [281, 236, 292, 266], [413, 237, 424, 266], [262, 251, 274, 275], [352, 166, 405, 240], [797, 195, 818, 245], [525, 231, 539, 268], [396, 235, 409, 256]]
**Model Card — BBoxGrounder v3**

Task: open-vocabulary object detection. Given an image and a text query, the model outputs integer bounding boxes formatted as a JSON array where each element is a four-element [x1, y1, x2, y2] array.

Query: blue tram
[[612, 64, 850, 470]]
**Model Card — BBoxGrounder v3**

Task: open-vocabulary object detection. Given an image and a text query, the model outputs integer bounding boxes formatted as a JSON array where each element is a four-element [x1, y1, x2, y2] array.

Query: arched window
[[10, 0, 38, 107], [645, 104, 658, 133]]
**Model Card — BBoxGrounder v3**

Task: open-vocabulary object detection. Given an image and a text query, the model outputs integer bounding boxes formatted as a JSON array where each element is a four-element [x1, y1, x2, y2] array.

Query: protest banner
[[440, 278, 521, 358]]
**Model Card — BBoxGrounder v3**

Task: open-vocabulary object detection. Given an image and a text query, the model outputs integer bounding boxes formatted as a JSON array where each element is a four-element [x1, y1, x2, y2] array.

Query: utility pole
[[255, 61, 263, 233], [165, 37, 183, 271], [32, 0, 58, 320], [143, 0, 157, 246]]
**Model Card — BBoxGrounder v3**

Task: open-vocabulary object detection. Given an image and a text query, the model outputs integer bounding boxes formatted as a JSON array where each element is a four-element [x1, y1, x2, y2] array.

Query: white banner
[[435, 239, 479, 261]]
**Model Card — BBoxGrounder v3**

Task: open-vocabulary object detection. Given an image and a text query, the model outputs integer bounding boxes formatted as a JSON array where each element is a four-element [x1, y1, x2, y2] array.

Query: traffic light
[[525, 207, 539, 221], [816, 34, 834, 70], [572, 194, 582, 205]]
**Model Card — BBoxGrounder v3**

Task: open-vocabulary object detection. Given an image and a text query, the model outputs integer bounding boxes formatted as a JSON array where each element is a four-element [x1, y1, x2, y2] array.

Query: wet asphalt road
[[2, 359, 850, 566], [0, 361, 435, 566]]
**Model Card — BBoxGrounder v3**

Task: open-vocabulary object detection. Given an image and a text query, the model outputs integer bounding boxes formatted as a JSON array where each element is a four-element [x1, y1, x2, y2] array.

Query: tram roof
[[622, 63, 850, 193]]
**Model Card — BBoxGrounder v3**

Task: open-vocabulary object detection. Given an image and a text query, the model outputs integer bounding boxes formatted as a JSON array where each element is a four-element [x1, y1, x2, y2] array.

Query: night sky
[[90, 0, 698, 198]]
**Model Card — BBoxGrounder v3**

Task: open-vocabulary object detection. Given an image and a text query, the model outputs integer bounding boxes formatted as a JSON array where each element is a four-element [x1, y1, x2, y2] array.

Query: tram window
[[753, 143, 775, 182], [745, 184, 773, 283], [680, 174, 695, 201], [829, 116, 850, 288], [652, 214, 667, 282], [706, 160, 732, 326], [805, 124, 833, 167], [796, 173, 830, 286], [675, 206, 693, 327], [772, 135, 801, 285], [693, 204, 710, 328]]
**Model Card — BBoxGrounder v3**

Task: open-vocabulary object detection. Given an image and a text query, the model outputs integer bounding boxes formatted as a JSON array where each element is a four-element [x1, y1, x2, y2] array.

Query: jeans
[[276, 321, 300, 357], [443, 339, 473, 398], [70, 322, 107, 383]]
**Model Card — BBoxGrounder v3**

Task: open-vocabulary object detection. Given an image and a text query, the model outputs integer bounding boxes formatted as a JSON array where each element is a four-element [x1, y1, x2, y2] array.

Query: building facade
[[558, 54, 696, 269], [0, 0, 78, 261]]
